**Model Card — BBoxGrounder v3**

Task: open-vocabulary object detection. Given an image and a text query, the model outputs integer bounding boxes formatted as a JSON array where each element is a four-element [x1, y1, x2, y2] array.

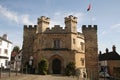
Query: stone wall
[[82, 25, 99, 80]]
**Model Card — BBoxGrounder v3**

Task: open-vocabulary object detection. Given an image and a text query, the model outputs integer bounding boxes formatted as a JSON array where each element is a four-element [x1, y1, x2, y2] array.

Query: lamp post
[[29, 56, 33, 74], [0, 63, 2, 79], [9, 61, 11, 77]]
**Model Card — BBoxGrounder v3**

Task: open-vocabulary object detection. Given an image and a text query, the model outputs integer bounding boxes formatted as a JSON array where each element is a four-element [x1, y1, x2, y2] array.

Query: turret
[[22, 25, 37, 65], [65, 15, 77, 33], [37, 16, 50, 33]]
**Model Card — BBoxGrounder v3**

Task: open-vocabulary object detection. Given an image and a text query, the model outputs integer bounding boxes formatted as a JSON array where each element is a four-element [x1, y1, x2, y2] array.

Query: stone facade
[[22, 15, 98, 79]]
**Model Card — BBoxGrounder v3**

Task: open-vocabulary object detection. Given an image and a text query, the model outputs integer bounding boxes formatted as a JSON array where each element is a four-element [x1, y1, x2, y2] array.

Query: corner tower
[[22, 25, 37, 64], [65, 15, 77, 33], [37, 16, 50, 33], [82, 25, 98, 80]]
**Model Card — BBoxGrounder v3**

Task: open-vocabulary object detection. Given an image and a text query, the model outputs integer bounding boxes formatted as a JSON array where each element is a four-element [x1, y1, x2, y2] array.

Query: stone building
[[22, 15, 98, 79], [99, 45, 120, 78]]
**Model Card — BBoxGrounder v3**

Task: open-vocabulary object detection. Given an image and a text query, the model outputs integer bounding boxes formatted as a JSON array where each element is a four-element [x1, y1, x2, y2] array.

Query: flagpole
[[90, 8, 93, 26], [87, 3, 93, 26]]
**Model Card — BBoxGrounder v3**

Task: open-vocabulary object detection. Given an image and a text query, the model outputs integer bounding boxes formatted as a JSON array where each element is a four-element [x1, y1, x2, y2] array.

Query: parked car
[[99, 72, 110, 78]]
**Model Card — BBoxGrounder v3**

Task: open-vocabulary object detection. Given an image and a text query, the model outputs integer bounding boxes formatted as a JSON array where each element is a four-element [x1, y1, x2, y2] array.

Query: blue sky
[[0, 0, 120, 54]]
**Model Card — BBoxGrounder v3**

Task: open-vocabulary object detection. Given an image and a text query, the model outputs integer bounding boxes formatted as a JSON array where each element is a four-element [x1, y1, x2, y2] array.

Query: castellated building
[[22, 15, 98, 79]]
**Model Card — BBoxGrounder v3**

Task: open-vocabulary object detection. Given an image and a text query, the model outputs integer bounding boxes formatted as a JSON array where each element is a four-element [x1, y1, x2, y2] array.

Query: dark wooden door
[[52, 58, 61, 74]]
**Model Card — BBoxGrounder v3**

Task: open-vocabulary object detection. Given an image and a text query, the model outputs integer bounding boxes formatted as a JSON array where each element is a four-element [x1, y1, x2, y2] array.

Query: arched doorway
[[52, 58, 61, 74]]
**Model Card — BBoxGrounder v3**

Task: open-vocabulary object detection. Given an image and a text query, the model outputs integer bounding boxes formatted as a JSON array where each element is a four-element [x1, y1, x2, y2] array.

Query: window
[[80, 58, 85, 66], [80, 42, 84, 50], [0, 48, 1, 54], [73, 38, 75, 44], [53, 39, 60, 48], [7, 42, 9, 48], [0, 39, 2, 45], [5, 60, 8, 66], [4, 49, 8, 54], [73, 26, 76, 32]]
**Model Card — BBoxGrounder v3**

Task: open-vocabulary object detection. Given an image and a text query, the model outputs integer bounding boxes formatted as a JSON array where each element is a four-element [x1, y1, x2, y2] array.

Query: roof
[[0, 37, 12, 44], [99, 51, 120, 61]]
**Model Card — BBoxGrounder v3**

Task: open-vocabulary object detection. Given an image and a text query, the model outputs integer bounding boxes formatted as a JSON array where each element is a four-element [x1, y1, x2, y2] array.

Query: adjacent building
[[0, 34, 12, 69], [22, 15, 98, 79], [99, 45, 120, 78]]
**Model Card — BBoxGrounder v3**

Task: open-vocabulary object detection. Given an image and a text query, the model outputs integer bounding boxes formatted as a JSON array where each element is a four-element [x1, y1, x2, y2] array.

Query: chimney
[[2, 34, 7, 40], [112, 45, 116, 52], [105, 48, 109, 53], [99, 51, 102, 55]]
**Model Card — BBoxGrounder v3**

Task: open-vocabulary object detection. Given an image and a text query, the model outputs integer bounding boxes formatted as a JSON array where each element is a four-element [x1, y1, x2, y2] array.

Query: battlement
[[24, 25, 37, 30], [37, 16, 50, 24], [82, 25, 97, 30], [44, 25, 67, 34], [65, 15, 77, 23]]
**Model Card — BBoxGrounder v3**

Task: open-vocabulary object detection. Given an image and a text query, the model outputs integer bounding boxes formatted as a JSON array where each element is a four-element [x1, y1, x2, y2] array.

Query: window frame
[[53, 39, 60, 49]]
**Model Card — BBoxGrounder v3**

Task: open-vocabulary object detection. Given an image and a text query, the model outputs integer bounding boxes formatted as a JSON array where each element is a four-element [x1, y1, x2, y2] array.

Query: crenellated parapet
[[23, 25, 37, 38], [44, 25, 66, 34], [37, 16, 50, 24], [64, 15, 77, 23], [82, 25, 97, 30], [37, 16, 50, 33], [64, 15, 78, 33], [24, 25, 37, 31]]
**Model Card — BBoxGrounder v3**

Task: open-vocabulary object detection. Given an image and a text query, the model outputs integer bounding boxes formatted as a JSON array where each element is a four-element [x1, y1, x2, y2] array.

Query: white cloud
[[0, 5, 18, 23], [0, 5, 84, 27], [20, 15, 34, 25], [0, 5, 34, 25], [111, 24, 120, 29]]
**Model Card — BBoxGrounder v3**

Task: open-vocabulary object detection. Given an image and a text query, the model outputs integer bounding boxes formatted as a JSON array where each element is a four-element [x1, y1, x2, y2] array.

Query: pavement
[[1, 72, 119, 80], [0, 73, 84, 80]]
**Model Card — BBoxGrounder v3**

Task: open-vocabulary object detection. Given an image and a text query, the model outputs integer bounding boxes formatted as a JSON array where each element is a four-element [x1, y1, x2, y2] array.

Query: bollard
[[16, 61, 18, 76], [0, 67, 1, 79], [9, 61, 11, 77], [26, 65, 27, 74]]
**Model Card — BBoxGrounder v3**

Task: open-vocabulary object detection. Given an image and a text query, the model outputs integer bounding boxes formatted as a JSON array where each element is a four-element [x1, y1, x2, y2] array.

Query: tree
[[12, 46, 20, 52], [38, 58, 48, 75], [65, 62, 76, 76]]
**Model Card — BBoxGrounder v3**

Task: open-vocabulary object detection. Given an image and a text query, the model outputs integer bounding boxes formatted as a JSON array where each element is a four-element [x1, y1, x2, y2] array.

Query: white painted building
[[0, 34, 12, 69]]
